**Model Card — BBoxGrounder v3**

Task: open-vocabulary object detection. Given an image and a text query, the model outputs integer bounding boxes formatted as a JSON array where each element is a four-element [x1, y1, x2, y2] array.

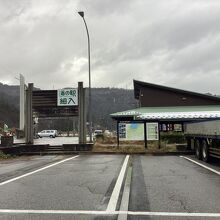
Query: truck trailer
[[184, 119, 220, 162]]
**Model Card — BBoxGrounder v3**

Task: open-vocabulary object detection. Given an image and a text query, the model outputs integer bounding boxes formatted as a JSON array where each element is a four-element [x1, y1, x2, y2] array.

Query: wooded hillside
[[0, 83, 137, 130]]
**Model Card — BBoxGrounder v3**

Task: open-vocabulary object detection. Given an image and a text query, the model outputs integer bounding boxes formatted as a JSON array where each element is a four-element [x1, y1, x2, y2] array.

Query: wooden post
[[181, 122, 184, 132], [117, 120, 119, 148], [144, 121, 147, 149], [158, 122, 161, 149], [25, 83, 33, 144], [78, 82, 86, 144]]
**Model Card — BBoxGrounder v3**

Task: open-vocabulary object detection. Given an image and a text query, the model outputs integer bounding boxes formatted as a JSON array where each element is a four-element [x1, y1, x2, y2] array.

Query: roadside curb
[[80, 151, 194, 156], [1, 144, 194, 156]]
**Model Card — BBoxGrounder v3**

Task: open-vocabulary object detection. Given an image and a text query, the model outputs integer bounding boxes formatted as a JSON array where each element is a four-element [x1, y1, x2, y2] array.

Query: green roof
[[110, 105, 220, 120]]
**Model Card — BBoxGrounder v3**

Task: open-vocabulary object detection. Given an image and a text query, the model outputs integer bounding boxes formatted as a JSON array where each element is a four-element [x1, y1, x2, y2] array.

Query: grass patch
[[93, 141, 186, 153], [93, 134, 187, 153], [95, 135, 117, 144], [93, 144, 145, 153]]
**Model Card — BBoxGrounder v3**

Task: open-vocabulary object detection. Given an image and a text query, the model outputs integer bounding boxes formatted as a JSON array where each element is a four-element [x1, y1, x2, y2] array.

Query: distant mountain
[[88, 88, 138, 130], [0, 83, 138, 130], [1, 82, 219, 131]]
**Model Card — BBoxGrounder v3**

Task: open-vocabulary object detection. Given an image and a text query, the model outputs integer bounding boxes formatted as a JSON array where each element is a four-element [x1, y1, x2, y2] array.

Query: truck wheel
[[202, 140, 209, 162], [195, 139, 202, 160]]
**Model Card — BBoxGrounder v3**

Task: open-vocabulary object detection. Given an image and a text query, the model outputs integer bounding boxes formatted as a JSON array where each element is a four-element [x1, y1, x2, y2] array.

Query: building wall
[[139, 87, 220, 107]]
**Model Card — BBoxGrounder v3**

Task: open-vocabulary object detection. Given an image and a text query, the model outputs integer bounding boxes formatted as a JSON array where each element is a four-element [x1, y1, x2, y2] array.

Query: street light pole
[[78, 11, 92, 142]]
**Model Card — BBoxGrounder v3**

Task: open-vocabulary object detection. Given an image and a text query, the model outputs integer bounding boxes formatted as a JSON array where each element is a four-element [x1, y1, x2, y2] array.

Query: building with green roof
[[110, 80, 220, 147]]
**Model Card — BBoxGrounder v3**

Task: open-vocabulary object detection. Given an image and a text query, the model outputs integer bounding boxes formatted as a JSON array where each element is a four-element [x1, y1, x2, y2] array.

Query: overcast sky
[[0, 0, 220, 94]]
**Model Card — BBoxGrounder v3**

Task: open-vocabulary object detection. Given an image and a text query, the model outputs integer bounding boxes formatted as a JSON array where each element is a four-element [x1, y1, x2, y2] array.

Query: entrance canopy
[[111, 105, 220, 121]]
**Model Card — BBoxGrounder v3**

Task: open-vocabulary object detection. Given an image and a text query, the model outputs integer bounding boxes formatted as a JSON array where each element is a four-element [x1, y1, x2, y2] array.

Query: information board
[[57, 88, 78, 106], [119, 123, 144, 140], [146, 123, 159, 140]]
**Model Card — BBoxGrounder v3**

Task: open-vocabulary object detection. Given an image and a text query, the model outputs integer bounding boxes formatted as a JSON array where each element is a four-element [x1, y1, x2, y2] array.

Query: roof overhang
[[137, 111, 220, 120], [111, 106, 220, 121]]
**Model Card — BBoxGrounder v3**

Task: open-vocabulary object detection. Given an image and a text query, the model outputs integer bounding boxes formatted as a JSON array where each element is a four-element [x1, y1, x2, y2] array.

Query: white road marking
[[106, 155, 130, 212], [117, 166, 132, 220], [180, 156, 220, 175], [0, 155, 79, 186], [0, 209, 219, 217], [126, 211, 220, 217], [0, 209, 107, 215]]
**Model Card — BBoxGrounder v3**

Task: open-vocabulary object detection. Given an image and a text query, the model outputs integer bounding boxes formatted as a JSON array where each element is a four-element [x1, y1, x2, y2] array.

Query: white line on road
[[117, 166, 132, 220], [126, 211, 220, 217], [0, 155, 79, 186], [106, 155, 130, 212], [180, 156, 220, 175], [0, 209, 107, 215], [0, 209, 220, 217]]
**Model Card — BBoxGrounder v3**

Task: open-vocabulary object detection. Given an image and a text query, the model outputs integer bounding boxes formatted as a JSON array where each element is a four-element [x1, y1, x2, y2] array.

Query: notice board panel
[[146, 123, 159, 140], [119, 123, 144, 141]]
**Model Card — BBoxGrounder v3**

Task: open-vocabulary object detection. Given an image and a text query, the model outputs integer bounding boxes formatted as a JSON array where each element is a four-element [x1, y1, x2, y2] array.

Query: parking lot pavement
[[0, 155, 67, 182], [0, 154, 124, 219], [0, 155, 219, 220], [128, 155, 220, 220]]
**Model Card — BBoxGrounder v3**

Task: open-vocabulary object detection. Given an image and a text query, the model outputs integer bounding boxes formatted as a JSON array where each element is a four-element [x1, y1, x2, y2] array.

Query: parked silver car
[[37, 130, 58, 138]]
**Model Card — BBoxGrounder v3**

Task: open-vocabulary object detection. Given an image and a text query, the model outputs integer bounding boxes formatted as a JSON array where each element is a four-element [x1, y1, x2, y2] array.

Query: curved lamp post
[[78, 11, 92, 142]]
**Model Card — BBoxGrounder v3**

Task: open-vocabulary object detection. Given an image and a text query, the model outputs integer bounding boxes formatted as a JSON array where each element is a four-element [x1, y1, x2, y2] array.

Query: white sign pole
[[19, 74, 25, 130]]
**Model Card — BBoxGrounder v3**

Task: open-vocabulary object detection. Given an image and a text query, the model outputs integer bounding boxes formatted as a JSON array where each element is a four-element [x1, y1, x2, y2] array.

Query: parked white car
[[37, 130, 58, 138]]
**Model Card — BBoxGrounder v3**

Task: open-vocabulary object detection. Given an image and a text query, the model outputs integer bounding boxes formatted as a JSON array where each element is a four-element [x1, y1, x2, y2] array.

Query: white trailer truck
[[184, 119, 220, 162]]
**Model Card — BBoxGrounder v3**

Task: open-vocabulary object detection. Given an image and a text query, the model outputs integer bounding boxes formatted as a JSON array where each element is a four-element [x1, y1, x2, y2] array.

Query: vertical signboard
[[119, 123, 126, 139], [57, 88, 78, 106], [146, 123, 159, 140]]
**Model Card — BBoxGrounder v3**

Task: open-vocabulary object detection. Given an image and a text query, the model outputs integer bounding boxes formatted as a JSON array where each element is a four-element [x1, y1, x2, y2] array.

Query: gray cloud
[[76, 0, 133, 16], [0, 0, 220, 94]]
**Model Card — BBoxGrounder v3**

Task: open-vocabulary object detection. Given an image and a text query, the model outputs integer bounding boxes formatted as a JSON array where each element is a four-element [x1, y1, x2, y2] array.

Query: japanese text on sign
[[146, 123, 159, 140], [57, 88, 78, 106]]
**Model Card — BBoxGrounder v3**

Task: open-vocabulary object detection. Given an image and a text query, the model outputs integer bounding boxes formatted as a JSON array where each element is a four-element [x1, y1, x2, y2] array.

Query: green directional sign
[[57, 88, 78, 106]]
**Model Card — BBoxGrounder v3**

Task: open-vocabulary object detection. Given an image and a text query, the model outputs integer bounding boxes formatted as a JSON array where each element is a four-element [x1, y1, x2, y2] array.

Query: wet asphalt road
[[129, 156, 220, 220], [0, 155, 219, 220]]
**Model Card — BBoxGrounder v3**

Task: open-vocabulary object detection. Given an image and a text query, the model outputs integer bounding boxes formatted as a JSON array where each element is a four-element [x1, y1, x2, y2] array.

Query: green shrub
[[0, 151, 12, 159], [95, 134, 104, 141], [160, 132, 186, 144]]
